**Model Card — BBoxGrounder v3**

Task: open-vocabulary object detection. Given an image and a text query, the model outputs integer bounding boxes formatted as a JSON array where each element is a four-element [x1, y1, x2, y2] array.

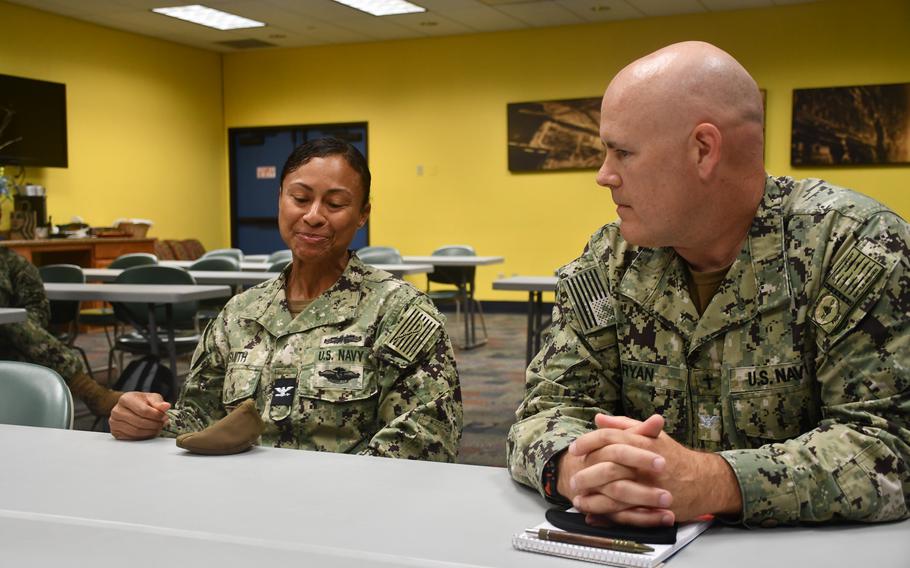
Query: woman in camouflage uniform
[[110, 138, 462, 462]]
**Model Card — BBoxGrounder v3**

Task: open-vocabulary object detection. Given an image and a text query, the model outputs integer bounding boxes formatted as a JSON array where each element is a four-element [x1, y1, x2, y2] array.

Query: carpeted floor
[[74, 310, 531, 468]]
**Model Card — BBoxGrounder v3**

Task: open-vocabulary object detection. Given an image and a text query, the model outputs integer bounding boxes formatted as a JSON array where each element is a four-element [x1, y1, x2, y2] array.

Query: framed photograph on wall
[[507, 97, 601, 172], [791, 82, 910, 166]]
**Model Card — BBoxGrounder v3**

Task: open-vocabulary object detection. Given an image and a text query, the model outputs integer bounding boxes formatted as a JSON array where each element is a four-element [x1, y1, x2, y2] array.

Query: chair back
[[166, 239, 192, 260], [109, 253, 158, 269], [268, 260, 291, 273], [153, 240, 176, 261], [181, 238, 206, 260], [189, 256, 239, 271], [356, 246, 402, 264], [267, 249, 293, 264], [0, 362, 73, 429], [202, 248, 243, 262], [112, 265, 198, 330], [428, 245, 476, 286], [38, 264, 85, 326]]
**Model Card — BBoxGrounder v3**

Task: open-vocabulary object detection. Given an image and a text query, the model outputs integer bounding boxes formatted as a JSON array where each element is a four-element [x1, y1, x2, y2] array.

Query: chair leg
[[473, 297, 488, 342], [74, 345, 96, 381]]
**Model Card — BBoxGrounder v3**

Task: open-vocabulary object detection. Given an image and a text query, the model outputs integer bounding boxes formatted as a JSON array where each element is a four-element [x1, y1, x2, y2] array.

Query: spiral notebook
[[512, 517, 712, 567]]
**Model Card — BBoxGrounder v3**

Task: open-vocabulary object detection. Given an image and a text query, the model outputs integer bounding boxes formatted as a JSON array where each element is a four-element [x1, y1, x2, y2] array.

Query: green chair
[[38, 264, 95, 380], [426, 245, 487, 348], [0, 361, 73, 429], [202, 248, 243, 263], [80, 252, 160, 368], [108, 253, 159, 268], [189, 256, 239, 322], [355, 246, 402, 264], [109, 265, 201, 377], [268, 260, 291, 273], [189, 256, 239, 272], [266, 249, 293, 264]]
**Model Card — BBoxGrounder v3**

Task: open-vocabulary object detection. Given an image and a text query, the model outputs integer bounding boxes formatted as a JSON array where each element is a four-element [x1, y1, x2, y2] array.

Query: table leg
[[146, 303, 159, 359], [460, 278, 487, 350], [164, 303, 178, 398], [533, 290, 544, 356], [525, 291, 535, 365]]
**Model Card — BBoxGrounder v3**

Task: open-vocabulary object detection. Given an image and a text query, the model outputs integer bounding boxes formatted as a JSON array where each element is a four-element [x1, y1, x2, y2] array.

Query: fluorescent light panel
[[331, 0, 426, 16], [152, 5, 265, 30]]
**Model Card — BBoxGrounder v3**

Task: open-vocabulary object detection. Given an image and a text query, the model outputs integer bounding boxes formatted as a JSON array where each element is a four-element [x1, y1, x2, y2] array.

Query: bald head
[[607, 41, 764, 135]]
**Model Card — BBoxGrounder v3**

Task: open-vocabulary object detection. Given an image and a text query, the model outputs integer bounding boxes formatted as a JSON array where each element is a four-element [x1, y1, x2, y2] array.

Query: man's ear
[[691, 123, 722, 180]]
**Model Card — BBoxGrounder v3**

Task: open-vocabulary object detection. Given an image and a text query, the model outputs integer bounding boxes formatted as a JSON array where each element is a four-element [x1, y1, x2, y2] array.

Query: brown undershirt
[[287, 298, 314, 317], [685, 264, 732, 316]]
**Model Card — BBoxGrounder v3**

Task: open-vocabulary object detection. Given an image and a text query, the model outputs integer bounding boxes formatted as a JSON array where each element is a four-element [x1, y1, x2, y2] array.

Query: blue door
[[229, 124, 369, 254]]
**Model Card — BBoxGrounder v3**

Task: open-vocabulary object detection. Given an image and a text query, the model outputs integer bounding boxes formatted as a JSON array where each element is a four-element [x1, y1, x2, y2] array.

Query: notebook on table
[[512, 514, 712, 567]]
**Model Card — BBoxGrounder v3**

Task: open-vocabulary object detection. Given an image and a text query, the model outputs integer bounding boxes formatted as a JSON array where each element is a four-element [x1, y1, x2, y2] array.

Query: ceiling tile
[[555, 0, 646, 22], [489, 1, 586, 27], [624, 0, 705, 17], [423, 4, 527, 32], [699, 0, 772, 10]]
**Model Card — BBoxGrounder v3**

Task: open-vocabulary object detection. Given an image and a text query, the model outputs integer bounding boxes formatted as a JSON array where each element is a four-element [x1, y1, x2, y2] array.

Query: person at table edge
[[507, 41, 909, 527], [0, 248, 122, 415], [110, 138, 463, 462]]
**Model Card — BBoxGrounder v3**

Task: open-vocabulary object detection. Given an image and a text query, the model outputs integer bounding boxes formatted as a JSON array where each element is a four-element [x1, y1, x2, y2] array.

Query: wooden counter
[[0, 237, 155, 267]]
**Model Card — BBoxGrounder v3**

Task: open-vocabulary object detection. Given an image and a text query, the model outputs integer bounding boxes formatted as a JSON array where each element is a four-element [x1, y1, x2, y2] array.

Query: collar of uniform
[[616, 176, 791, 347], [617, 246, 700, 339], [689, 176, 792, 352], [249, 253, 366, 337]]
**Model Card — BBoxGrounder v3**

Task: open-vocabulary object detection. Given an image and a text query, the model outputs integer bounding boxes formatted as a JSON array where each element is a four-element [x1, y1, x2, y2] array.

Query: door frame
[[227, 122, 369, 251]]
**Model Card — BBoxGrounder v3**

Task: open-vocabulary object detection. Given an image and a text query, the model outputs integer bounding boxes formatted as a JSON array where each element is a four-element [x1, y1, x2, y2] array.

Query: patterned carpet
[[74, 310, 532, 468]]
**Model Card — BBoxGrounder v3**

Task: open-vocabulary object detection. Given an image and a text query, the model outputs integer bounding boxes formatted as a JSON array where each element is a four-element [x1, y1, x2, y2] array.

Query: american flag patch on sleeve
[[387, 305, 441, 362]]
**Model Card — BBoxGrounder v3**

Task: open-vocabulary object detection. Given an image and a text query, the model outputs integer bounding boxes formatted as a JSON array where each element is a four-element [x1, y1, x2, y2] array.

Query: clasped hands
[[556, 414, 742, 527]]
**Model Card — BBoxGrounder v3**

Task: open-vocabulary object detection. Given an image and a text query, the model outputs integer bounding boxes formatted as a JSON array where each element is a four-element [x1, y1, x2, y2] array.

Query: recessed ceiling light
[[331, 0, 426, 17], [152, 5, 266, 30]]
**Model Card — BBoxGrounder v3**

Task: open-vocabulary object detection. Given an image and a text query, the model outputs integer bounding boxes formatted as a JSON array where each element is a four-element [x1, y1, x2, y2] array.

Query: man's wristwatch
[[542, 451, 569, 504]]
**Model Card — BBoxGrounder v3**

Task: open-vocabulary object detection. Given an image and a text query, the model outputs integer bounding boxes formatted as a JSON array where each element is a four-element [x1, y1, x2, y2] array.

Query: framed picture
[[507, 97, 602, 172], [791, 83, 910, 166]]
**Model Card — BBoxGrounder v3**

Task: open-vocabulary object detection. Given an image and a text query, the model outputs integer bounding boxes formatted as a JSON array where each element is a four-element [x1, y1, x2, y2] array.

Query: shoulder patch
[[811, 245, 885, 334], [386, 304, 441, 362], [564, 266, 615, 334]]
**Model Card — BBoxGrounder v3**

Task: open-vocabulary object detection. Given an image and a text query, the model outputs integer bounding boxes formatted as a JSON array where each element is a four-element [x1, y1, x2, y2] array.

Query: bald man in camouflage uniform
[[508, 42, 908, 527], [158, 255, 461, 461], [0, 247, 121, 415]]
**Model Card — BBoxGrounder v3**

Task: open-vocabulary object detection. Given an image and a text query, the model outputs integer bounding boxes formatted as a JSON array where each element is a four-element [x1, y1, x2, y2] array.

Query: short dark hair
[[279, 137, 371, 208]]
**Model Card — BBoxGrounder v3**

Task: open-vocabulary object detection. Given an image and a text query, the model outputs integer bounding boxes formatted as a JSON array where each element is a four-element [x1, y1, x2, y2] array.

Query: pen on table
[[525, 528, 654, 554]]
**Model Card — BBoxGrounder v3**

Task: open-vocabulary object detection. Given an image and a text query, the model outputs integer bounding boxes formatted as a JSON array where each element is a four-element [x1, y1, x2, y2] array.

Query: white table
[[1, 425, 907, 568], [43, 283, 231, 384], [0, 307, 27, 324], [402, 255, 505, 349], [161, 260, 274, 271], [85, 268, 277, 287], [159, 260, 433, 278], [493, 276, 558, 365]]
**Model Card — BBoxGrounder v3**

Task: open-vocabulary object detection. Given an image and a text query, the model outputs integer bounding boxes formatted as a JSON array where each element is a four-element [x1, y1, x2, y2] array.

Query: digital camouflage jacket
[[163, 255, 463, 462], [0, 247, 83, 378], [508, 177, 909, 526]]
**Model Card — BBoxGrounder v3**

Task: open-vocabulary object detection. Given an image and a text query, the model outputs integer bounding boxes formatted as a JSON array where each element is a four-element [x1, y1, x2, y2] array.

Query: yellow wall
[[223, 0, 910, 300], [0, 2, 227, 249]]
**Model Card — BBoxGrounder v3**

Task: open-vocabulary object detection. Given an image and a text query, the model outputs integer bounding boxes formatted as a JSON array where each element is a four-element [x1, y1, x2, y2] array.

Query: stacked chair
[[38, 264, 95, 379], [108, 265, 202, 377], [425, 245, 487, 349], [79, 253, 158, 378], [189, 255, 240, 322]]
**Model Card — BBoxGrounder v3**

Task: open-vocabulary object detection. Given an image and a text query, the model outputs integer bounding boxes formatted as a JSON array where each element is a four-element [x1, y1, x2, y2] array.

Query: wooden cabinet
[[0, 237, 156, 267]]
